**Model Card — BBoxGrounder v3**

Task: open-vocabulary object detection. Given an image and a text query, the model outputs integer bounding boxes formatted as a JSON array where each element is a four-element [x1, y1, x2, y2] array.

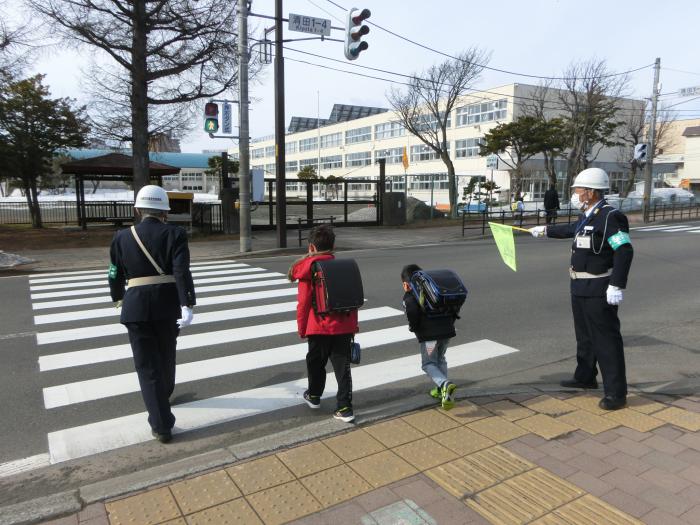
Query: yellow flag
[[402, 146, 409, 170], [489, 222, 517, 272]]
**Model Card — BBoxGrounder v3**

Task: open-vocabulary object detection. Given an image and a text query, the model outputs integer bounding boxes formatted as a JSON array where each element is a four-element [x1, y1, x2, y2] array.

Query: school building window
[[265, 145, 275, 157], [456, 99, 507, 126], [345, 151, 372, 167], [374, 147, 404, 164], [264, 163, 276, 175], [345, 126, 372, 144], [299, 158, 319, 170], [410, 143, 447, 162], [320, 132, 342, 149], [409, 174, 448, 190], [455, 137, 483, 158], [285, 160, 298, 173], [417, 112, 451, 131], [251, 147, 265, 159], [374, 121, 405, 140], [286, 141, 297, 154], [299, 137, 318, 152], [321, 155, 342, 169]]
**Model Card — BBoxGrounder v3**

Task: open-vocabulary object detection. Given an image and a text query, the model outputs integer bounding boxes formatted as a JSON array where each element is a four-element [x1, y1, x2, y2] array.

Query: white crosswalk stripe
[[632, 221, 700, 234], [23, 259, 519, 467]]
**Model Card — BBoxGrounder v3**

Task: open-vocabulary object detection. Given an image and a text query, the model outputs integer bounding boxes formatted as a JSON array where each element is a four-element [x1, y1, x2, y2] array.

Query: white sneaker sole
[[333, 413, 355, 423]]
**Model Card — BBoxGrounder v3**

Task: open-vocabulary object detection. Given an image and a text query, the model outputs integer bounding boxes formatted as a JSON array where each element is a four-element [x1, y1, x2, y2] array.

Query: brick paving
[[42, 392, 700, 525]]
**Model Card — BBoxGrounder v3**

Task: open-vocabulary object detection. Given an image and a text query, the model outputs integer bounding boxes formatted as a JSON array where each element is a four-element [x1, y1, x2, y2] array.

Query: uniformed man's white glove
[[178, 306, 194, 328], [530, 226, 547, 238], [606, 285, 623, 306]]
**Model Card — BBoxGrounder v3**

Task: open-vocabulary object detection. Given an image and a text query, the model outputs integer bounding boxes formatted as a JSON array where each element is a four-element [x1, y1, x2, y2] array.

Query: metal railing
[[461, 206, 577, 236], [651, 202, 700, 222]]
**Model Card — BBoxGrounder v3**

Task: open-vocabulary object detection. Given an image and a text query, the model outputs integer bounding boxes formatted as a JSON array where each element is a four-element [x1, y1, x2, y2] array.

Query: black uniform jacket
[[547, 200, 633, 297], [402, 292, 457, 343], [108, 217, 196, 323], [544, 188, 560, 210]]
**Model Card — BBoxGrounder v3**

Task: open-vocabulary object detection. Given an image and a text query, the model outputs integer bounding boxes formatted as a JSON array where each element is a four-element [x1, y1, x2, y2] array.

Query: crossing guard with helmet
[[108, 185, 196, 443], [530, 168, 634, 411]]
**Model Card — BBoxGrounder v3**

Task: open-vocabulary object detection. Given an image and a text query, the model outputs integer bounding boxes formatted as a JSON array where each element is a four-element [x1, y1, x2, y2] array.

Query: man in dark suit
[[108, 185, 196, 443], [543, 184, 560, 224]]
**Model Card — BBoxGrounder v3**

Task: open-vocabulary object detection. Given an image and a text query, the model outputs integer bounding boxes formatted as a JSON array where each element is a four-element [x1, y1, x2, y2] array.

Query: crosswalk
[[6, 259, 520, 473], [631, 221, 700, 235]]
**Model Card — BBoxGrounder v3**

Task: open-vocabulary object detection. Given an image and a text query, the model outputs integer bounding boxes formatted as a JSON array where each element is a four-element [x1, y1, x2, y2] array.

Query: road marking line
[[46, 339, 519, 463], [38, 306, 399, 371], [42, 326, 413, 408], [27, 259, 237, 280], [0, 453, 50, 478], [37, 301, 299, 345]]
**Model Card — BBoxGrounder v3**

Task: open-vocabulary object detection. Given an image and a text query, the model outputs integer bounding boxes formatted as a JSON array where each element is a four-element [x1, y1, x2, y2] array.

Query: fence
[[651, 202, 700, 222], [461, 206, 578, 236]]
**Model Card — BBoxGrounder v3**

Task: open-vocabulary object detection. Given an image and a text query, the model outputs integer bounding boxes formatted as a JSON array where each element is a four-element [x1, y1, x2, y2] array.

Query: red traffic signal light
[[204, 102, 219, 117], [351, 8, 371, 26], [344, 7, 371, 61]]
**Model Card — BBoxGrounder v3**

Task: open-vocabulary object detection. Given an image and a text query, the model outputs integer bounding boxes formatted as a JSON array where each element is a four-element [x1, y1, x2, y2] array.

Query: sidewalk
[[41, 390, 700, 525]]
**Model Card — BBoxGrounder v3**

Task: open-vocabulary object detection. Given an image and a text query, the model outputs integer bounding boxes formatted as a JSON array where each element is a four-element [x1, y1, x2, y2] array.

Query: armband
[[607, 231, 631, 250], [108, 263, 118, 279]]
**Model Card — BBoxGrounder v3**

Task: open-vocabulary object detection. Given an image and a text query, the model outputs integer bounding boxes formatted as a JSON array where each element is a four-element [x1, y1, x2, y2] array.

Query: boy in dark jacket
[[401, 264, 457, 410], [288, 225, 359, 422]]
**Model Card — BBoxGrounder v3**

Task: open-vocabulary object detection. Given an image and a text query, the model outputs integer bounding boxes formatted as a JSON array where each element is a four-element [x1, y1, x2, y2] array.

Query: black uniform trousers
[[571, 294, 627, 398], [306, 334, 353, 410], [125, 320, 179, 433]]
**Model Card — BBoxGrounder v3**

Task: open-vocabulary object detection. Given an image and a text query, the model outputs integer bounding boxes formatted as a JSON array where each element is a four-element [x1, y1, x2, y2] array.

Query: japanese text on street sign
[[288, 13, 331, 36], [222, 102, 232, 134], [680, 86, 700, 97], [489, 222, 517, 272], [486, 154, 498, 169]]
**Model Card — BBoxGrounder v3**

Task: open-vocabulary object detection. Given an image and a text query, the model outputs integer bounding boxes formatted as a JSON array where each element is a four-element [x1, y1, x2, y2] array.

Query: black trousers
[[545, 209, 557, 224], [306, 334, 353, 409], [571, 295, 627, 398], [125, 320, 178, 433]]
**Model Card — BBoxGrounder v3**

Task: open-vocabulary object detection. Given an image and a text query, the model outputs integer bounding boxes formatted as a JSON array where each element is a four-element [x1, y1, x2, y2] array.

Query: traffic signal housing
[[204, 102, 219, 134], [633, 143, 647, 163], [344, 8, 371, 61]]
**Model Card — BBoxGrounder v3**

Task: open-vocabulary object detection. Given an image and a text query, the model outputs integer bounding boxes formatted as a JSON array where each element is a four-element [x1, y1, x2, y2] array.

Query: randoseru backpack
[[311, 258, 364, 316], [410, 269, 467, 318]]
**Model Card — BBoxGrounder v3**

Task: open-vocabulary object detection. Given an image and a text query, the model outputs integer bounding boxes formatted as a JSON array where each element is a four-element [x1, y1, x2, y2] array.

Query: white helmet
[[571, 168, 609, 190], [134, 185, 170, 211]]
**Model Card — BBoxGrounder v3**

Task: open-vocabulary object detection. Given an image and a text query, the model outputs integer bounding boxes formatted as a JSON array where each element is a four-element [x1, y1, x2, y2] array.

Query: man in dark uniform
[[108, 185, 196, 442], [530, 168, 633, 410], [543, 184, 560, 224]]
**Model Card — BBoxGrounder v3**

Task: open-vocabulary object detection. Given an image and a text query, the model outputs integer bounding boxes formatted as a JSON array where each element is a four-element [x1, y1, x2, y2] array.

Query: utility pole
[[642, 57, 661, 223], [237, 0, 252, 251], [274, 0, 287, 247]]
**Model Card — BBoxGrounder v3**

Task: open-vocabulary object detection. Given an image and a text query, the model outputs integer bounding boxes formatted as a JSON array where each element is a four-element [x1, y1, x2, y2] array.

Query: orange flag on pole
[[402, 146, 409, 170]]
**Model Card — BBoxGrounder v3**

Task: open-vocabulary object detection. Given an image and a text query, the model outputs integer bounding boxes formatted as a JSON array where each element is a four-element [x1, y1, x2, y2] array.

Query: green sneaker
[[441, 382, 456, 410], [429, 386, 441, 399]]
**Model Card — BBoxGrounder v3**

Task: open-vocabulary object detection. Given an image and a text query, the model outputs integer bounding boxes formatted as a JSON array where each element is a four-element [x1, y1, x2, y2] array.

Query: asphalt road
[[0, 220, 698, 506]]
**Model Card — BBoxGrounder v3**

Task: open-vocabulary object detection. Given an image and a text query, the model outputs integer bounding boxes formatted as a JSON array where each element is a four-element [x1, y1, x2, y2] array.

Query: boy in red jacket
[[288, 225, 359, 422]]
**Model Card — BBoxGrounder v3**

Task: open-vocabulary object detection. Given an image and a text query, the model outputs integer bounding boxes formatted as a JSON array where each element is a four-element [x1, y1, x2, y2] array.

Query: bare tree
[[557, 59, 630, 197], [0, 1, 32, 83], [28, 0, 246, 195], [388, 48, 490, 218], [616, 103, 676, 196]]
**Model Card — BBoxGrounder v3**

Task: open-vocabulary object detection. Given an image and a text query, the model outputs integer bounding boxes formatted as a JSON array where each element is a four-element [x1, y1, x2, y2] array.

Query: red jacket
[[290, 253, 359, 338]]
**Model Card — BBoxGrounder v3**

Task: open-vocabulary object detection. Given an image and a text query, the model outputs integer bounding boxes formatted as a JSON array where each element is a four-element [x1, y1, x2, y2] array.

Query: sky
[[17, 0, 700, 153]]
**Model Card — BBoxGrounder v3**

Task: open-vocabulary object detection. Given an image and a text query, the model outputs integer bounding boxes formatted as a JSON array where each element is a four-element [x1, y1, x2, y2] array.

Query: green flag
[[489, 222, 517, 272]]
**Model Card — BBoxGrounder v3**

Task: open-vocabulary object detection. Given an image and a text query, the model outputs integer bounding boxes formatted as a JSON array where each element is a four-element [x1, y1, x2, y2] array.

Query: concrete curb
[[0, 491, 81, 525]]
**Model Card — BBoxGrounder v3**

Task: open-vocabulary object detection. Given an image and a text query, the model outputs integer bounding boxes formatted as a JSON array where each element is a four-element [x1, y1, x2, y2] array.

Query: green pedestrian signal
[[203, 102, 219, 134], [204, 117, 219, 133]]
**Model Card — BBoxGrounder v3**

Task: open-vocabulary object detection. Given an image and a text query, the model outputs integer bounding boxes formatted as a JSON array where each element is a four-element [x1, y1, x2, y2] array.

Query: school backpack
[[410, 269, 467, 318], [311, 258, 364, 316]]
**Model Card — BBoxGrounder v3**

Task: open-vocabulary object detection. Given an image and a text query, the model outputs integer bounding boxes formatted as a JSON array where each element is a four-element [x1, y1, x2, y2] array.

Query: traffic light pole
[[238, 0, 252, 251], [642, 57, 660, 224], [274, 0, 287, 247]]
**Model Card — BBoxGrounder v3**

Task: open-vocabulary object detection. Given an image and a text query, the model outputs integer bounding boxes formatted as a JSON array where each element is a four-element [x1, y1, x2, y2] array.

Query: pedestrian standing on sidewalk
[[288, 224, 359, 423], [108, 185, 196, 443], [401, 264, 458, 410], [529, 168, 633, 410], [544, 184, 560, 224]]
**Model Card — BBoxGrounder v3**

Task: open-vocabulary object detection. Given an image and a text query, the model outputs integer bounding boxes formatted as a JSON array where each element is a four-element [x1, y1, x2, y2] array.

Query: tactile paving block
[[348, 450, 418, 488], [226, 455, 295, 495], [392, 437, 458, 471], [523, 395, 577, 416], [626, 394, 666, 414], [246, 480, 322, 525], [106, 487, 181, 525], [565, 394, 608, 415], [533, 494, 644, 525], [460, 445, 534, 482], [483, 400, 536, 421], [401, 408, 460, 435], [169, 470, 241, 515], [515, 414, 576, 440], [604, 408, 664, 432], [323, 429, 386, 462], [557, 409, 619, 435], [467, 416, 528, 443], [430, 425, 495, 456], [277, 441, 342, 478], [653, 406, 700, 431], [300, 464, 372, 507], [441, 400, 492, 424], [363, 417, 426, 448], [185, 498, 263, 525], [425, 457, 499, 498]]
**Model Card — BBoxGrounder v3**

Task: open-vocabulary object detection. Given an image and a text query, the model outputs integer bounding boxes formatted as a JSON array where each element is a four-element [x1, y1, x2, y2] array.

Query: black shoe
[[151, 429, 172, 443], [333, 407, 355, 423], [560, 378, 599, 389], [303, 390, 321, 409], [599, 396, 627, 411]]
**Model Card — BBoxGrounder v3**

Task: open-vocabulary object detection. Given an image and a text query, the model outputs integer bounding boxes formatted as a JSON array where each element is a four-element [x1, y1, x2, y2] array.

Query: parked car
[[457, 202, 487, 214]]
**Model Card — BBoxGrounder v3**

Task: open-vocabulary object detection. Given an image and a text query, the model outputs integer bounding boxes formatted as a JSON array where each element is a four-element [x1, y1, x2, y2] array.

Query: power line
[[323, 0, 653, 81], [666, 95, 700, 109], [663, 67, 700, 77]]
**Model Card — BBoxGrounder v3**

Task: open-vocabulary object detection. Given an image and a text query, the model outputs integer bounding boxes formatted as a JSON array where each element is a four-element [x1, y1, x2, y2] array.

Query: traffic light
[[204, 102, 219, 134], [344, 8, 371, 61], [633, 143, 647, 163]]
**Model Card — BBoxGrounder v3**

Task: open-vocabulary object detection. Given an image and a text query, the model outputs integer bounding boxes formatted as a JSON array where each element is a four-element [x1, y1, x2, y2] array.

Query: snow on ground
[[0, 251, 35, 268]]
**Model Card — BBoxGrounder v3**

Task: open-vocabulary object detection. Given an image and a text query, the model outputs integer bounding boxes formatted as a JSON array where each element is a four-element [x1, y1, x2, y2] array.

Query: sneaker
[[303, 390, 321, 409], [333, 407, 355, 423], [429, 386, 442, 399], [151, 429, 172, 444], [441, 382, 456, 410]]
